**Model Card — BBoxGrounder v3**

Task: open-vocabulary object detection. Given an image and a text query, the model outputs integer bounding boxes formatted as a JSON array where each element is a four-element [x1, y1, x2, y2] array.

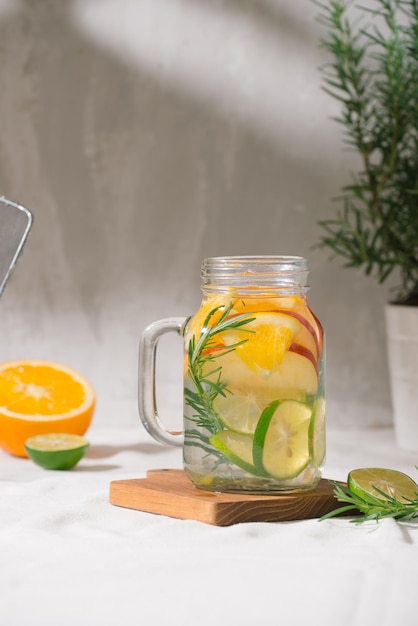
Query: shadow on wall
[[0, 0, 394, 427], [0, 0, 339, 321]]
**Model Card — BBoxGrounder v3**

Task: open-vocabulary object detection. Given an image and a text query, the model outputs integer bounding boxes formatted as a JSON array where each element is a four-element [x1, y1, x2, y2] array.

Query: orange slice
[[0, 360, 95, 457], [231, 295, 303, 314], [184, 295, 234, 343], [221, 312, 301, 374]]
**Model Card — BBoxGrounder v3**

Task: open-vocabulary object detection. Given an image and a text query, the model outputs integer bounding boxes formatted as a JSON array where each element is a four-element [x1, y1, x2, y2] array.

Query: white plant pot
[[385, 304, 418, 451]]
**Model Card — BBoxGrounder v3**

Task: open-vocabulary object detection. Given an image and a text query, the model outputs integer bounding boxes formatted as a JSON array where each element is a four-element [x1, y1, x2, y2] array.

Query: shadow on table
[[70, 441, 173, 471], [75, 463, 121, 472], [86, 441, 169, 460]]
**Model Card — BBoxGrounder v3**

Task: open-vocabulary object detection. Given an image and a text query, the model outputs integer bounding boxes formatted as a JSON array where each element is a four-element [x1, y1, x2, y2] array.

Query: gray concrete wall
[[0, 0, 393, 429]]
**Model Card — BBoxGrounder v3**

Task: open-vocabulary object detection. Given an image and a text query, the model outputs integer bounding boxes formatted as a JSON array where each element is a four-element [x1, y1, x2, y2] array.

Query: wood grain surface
[[109, 469, 347, 526]]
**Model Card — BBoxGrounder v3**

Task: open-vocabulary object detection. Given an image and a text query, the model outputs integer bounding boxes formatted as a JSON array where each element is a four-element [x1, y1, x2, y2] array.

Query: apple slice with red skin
[[271, 350, 319, 396], [307, 307, 324, 354], [289, 342, 318, 374], [275, 308, 323, 359], [222, 309, 321, 363]]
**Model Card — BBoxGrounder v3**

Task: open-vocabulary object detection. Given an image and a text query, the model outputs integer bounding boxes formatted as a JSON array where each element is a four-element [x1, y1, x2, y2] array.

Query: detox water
[[182, 272, 325, 493]]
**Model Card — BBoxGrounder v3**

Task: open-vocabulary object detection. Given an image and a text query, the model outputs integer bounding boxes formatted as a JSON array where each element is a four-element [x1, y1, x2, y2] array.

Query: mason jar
[[139, 256, 325, 493]]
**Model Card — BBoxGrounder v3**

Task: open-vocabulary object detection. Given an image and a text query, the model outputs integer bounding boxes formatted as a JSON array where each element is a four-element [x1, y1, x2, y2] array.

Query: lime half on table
[[25, 433, 89, 470], [348, 468, 418, 504]]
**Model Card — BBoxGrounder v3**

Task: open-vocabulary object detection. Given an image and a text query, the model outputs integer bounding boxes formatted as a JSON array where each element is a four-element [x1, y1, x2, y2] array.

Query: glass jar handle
[[138, 317, 186, 447]]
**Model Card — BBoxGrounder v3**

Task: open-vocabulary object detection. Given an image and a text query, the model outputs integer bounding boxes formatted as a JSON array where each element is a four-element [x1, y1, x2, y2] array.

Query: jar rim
[[201, 256, 309, 293], [202, 255, 306, 263]]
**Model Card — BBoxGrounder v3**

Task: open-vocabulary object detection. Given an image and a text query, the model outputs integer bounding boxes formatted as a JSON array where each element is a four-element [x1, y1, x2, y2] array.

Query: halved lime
[[213, 390, 268, 434], [253, 399, 312, 480], [347, 468, 418, 504], [210, 430, 259, 475], [25, 433, 89, 470], [309, 396, 326, 467]]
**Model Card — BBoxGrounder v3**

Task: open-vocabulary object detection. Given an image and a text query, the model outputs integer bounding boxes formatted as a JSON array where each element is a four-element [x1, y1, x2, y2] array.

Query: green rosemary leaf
[[184, 437, 223, 458], [198, 365, 223, 380], [211, 315, 255, 335], [184, 396, 206, 416], [319, 504, 361, 520], [188, 336, 195, 363], [184, 387, 204, 403]]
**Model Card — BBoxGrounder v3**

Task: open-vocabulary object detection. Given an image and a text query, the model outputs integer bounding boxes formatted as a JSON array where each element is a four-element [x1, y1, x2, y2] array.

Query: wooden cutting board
[[109, 469, 348, 526]]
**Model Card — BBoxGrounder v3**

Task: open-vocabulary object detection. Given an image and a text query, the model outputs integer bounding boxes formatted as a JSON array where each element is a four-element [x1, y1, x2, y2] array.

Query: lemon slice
[[253, 400, 312, 479], [213, 390, 270, 434], [309, 396, 326, 467], [347, 468, 418, 504], [25, 433, 89, 470], [210, 430, 259, 475]]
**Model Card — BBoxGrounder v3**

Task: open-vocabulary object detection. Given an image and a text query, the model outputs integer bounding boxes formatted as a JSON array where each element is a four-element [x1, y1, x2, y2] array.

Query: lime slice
[[309, 396, 326, 467], [25, 433, 89, 470], [347, 468, 418, 504], [213, 390, 268, 434], [210, 430, 259, 475], [253, 400, 312, 480]]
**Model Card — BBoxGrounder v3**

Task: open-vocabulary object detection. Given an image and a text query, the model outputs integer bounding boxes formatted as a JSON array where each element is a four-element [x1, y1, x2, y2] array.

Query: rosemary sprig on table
[[321, 479, 418, 523], [184, 303, 254, 454]]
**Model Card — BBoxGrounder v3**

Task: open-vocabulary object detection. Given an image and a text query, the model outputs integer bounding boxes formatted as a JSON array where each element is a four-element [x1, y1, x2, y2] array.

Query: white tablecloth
[[1, 424, 417, 626]]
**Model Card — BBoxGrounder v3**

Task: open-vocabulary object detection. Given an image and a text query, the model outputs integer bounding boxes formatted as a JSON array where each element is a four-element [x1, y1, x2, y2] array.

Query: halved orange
[[0, 360, 95, 458]]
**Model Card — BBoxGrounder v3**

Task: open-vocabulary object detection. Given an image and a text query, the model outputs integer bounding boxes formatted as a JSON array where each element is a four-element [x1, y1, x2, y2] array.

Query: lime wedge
[[25, 433, 89, 470], [210, 430, 258, 474], [253, 400, 312, 479], [213, 390, 268, 434], [309, 396, 326, 467], [347, 468, 418, 504]]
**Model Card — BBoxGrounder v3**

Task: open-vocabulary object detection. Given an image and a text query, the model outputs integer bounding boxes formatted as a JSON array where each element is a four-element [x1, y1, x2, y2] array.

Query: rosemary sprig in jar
[[184, 303, 255, 455]]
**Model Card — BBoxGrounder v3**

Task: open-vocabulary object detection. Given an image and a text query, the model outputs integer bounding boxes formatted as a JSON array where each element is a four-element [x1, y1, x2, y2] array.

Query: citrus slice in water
[[231, 295, 302, 314], [25, 433, 90, 470], [210, 430, 258, 475], [347, 468, 418, 504], [309, 396, 326, 467], [0, 359, 95, 457], [222, 313, 301, 373], [213, 390, 272, 434], [253, 399, 312, 479], [184, 296, 236, 346]]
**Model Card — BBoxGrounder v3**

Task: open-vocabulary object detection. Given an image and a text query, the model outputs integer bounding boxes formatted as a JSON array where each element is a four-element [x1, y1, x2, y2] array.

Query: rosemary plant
[[315, 0, 418, 305], [184, 303, 254, 457]]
